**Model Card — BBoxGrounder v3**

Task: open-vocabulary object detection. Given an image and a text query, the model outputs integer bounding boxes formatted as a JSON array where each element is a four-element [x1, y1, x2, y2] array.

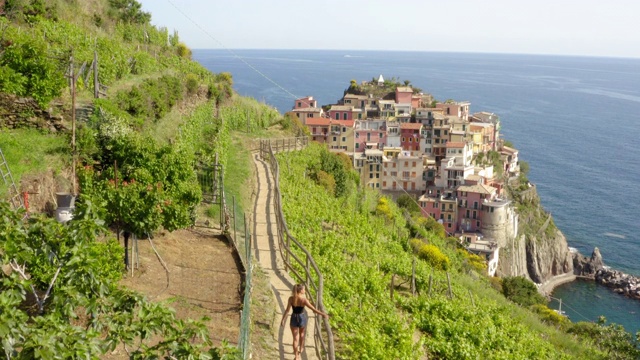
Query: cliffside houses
[[292, 77, 520, 276]]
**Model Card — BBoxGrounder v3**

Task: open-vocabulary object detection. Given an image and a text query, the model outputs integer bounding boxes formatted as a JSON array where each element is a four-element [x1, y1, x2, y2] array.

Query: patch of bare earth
[[103, 227, 242, 359]]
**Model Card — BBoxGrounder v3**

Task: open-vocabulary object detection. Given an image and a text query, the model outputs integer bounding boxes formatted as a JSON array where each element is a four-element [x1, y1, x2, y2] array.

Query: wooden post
[[446, 272, 452, 300], [69, 56, 77, 195], [233, 195, 237, 242], [390, 274, 395, 300], [468, 289, 475, 307], [93, 51, 99, 98], [411, 257, 416, 296], [428, 273, 433, 297]]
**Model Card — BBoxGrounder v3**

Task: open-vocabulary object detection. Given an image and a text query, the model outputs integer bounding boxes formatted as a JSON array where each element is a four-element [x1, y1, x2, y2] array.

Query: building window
[[355, 143, 359, 149], [369, 173, 373, 178], [376, 173, 379, 178], [369, 164, 373, 171], [393, 163, 396, 168], [402, 137, 406, 142], [433, 203, 437, 209], [367, 133, 371, 141], [380, 132, 383, 137], [376, 164, 380, 171], [356, 133, 359, 138], [312, 127, 316, 133], [403, 171, 410, 178], [376, 183, 380, 188], [383, 181, 387, 187], [297, 102, 302, 107], [335, 113, 339, 120], [476, 221, 481, 228], [342, 127, 346, 132], [343, 113, 348, 120], [333, 137, 337, 141], [358, 113, 362, 119], [409, 137, 412, 142], [404, 161, 408, 167], [342, 137, 346, 142]]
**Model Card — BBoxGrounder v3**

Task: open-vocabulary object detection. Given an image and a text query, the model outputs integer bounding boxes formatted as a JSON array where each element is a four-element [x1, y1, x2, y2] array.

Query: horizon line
[[191, 48, 640, 61]]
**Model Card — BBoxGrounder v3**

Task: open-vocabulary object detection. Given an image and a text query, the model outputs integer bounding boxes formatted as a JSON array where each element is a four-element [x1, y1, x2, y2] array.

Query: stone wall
[[0, 94, 69, 132]]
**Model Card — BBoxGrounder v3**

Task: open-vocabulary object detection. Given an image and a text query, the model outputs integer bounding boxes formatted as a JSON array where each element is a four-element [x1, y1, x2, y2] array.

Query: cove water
[[194, 49, 640, 334]]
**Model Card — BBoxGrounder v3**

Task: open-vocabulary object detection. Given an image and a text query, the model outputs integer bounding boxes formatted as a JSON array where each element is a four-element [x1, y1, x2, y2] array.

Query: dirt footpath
[[119, 228, 242, 347]]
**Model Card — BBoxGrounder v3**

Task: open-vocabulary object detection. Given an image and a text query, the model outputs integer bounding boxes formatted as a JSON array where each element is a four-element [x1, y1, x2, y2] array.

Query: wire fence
[[196, 161, 252, 358]]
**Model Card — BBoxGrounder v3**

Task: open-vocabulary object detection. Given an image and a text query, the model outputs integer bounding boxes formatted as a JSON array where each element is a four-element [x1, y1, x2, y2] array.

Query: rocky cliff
[[498, 184, 574, 286]]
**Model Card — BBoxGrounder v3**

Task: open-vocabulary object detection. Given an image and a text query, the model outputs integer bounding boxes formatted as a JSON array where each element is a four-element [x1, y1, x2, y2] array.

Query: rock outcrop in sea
[[573, 247, 640, 300]]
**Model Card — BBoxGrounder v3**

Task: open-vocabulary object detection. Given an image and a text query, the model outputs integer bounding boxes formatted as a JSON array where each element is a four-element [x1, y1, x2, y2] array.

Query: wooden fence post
[[390, 274, 395, 300], [446, 272, 452, 300]]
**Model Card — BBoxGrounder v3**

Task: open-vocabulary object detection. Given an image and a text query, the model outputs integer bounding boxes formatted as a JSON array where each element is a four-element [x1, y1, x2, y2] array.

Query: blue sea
[[193, 49, 640, 333]]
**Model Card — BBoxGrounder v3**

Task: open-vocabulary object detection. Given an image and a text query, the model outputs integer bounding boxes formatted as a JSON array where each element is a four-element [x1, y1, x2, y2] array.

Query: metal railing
[[259, 137, 336, 360]]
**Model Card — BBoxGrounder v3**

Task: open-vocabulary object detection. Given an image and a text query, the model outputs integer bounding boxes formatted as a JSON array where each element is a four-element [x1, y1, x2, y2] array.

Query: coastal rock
[[498, 185, 574, 285], [573, 247, 604, 277]]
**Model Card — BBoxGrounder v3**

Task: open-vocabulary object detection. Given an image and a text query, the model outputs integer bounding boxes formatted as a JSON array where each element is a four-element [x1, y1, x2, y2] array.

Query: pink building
[[436, 101, 470, 121], [354, 120, 386, 152], [293, 96, 317, 109], [456, 184, 497, 233], [395, 86, 413, 104], [328, 105, 361, 120], [400, 123, 422, 151]]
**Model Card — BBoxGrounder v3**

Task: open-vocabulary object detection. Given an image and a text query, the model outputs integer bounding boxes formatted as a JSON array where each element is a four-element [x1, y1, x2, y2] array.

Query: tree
[[396, 194, 420, 215], [501, 276, 546, 307], [0, 201, 239, 358]]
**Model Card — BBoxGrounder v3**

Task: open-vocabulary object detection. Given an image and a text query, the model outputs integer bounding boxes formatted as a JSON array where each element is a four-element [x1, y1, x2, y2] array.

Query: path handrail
[[259, 137, 335, 360]]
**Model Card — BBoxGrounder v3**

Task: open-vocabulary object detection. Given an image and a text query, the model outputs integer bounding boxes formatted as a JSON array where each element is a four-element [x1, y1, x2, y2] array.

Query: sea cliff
[[498, 183, 575, 293]]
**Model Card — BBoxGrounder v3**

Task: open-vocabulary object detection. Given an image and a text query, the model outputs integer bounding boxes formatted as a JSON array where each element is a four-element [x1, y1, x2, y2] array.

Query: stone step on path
[[252, 153, 319, 360]]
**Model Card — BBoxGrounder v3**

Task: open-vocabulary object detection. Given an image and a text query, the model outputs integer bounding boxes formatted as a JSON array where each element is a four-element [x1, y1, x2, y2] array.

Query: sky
[[139, 0, 640, 58]]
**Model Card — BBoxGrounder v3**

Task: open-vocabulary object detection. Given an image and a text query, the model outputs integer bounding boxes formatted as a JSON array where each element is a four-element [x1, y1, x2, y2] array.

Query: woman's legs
[[298, 326, 306, 354], [290, 326, 300, 359]]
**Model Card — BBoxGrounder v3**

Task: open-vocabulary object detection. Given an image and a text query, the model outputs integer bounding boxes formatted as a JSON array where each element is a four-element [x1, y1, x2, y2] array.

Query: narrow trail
[[252, 153, 319, 360]]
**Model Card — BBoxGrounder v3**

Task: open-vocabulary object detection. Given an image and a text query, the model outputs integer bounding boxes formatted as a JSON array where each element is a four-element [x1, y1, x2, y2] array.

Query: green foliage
[[457, 249, 488, 273], [0, 201, 237, 358], [397, 194, 421, 215], [76, 131, 202, 236], [411, 215, 446, 239], [375, 197, 393, 220], [308, 149, 353, 198], [185, 73, 199, 94], [176, 42, 192, 59], [567, 320, 640, 359], [0, 23, 66, 107], [402, 296, 569, 359], [502, 276, 546, 307], [0, 128, 67, 196], [315, 170, 336, 196], [112, 75, 184, 125], [417, 244, 450, 271], [108, 0, 151, 24], [530, 304, 571, 330]]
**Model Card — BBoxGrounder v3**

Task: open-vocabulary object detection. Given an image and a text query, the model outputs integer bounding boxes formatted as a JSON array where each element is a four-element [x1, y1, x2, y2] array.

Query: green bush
[[418, 244, 450, 270], [185, 73, 199, 94], [501, 276, 546, 307]]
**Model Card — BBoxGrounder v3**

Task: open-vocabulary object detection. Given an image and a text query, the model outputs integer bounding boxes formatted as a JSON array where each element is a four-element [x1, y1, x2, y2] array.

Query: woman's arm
[[280, 297, 292, 326], [304, 299, 329, 318]]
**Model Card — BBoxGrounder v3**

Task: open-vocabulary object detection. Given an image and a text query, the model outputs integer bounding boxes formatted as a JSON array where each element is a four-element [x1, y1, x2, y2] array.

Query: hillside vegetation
[[276, 143, 639, 359], [0, 0, 282, 358]]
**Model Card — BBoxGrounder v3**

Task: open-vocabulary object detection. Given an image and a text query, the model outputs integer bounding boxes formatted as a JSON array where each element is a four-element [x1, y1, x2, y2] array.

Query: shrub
[[315, 170, 335, 196], [501, 276, 546, 307], [418, 244, 450, 270], [397, 194, 421, 215], [185, 73, 199, 95], [375, 197, 393, 220], [176, 42, 192, 59]]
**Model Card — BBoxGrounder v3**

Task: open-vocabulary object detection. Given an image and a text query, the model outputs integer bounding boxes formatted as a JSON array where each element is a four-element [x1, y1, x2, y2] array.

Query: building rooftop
[[457, 183, 497, 195], [396, 86, 413, 93], [329, 105, 354, 111], [305, 117, 331, 126], [446, 142, 466, 148], [400, 123, 422, 130]]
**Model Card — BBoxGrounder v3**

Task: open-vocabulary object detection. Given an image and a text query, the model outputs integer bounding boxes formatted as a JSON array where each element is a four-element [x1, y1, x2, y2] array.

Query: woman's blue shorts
[[290, 312, 308, 328]]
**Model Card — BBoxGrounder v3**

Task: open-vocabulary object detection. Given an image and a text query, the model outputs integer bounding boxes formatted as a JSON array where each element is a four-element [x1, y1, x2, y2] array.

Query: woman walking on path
[[280, 284, 329, 360]]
